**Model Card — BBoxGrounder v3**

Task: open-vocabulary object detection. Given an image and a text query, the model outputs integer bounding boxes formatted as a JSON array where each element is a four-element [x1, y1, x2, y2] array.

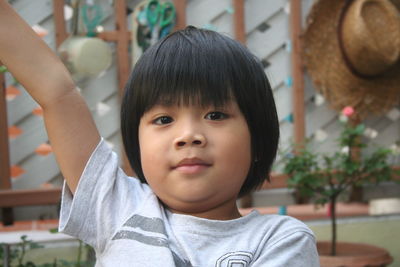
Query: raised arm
[[0, 1, 100, 194]]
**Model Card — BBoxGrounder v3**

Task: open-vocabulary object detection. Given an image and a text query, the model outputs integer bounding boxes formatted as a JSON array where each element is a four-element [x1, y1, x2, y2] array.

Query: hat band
[[337, 0, 384, 80]]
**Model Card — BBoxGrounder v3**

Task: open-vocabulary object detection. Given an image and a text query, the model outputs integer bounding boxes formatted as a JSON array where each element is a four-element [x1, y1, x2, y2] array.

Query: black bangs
[[131, 26, 241, 113]]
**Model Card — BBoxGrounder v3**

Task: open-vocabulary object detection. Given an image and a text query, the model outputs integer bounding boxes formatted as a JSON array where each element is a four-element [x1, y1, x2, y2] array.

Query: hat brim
[[302, 0, 400, 118]]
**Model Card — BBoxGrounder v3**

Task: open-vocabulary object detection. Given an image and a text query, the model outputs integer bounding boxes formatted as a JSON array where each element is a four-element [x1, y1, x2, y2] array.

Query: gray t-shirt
[[59, 139, 320, 266]]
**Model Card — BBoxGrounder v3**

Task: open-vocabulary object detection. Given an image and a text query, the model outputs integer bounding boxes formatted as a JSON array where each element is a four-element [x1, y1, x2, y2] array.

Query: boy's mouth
[[173, 158, 211, 174]]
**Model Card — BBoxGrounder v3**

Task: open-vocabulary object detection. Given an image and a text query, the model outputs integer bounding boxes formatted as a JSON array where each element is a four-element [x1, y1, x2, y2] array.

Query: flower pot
[[317, 241, 393, 267], [369, 198, 400, 215]]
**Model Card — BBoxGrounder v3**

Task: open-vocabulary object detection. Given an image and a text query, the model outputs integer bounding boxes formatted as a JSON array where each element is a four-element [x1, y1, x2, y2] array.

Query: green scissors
[[82, 3, 103, 37], [145, 0, 176, 45]]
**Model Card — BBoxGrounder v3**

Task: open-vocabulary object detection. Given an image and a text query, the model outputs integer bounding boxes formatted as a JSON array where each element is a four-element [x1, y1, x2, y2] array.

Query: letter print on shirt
[[215, 251, 253, 267]]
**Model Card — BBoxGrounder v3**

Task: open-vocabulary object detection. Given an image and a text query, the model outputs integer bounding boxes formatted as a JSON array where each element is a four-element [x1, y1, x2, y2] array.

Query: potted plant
[[281, 106, 399, 267]]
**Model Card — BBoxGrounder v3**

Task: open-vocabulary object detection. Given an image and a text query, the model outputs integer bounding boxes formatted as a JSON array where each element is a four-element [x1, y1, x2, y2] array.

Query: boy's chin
[[161, 197, 240, 220]]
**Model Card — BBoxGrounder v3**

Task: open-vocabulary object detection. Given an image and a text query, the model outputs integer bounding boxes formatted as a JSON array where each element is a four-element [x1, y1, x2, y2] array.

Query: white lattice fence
[[4, 0, 399, 219]]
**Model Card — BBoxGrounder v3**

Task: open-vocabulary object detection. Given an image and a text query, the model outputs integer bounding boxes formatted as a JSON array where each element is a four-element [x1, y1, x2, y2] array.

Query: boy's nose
[[174, 133, 207, 148]]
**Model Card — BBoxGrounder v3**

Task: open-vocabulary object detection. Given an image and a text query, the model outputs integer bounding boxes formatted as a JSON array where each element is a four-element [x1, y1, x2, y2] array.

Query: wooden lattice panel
[[5, 0, 399, 219]]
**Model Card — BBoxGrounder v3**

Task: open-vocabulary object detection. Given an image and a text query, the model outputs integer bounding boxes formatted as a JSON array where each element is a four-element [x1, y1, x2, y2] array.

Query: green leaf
[[355, 124, 365, 134], [29, 242, 44, 250], [49, 228, 59, 234], [0, 65, 8, 73]]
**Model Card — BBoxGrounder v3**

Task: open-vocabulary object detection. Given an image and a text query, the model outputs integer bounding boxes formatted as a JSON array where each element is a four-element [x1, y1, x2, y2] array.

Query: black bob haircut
[[121, 26, 279, 198]]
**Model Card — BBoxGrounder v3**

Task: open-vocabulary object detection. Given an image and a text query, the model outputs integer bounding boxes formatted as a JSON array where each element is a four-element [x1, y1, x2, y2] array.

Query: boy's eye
[[153, 116, 173, 125], [205, 111, 228, 121]]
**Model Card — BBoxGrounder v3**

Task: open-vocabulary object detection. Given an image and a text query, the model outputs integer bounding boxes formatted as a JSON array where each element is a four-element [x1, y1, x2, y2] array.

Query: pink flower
[[342, 106, 354, 117]]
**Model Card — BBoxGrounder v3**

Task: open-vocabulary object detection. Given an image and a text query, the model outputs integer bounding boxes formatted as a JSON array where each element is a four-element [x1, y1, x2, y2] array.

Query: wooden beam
[[233, 0, 246, 44], [114, 0, 130, 94], [114, 0, 134, 177], [290, 0, 305, 147], [0, 72, 11, 193], [0, 65, 14, 225], [0, 166, 397, 208], [173, 0, 187, 30], [52, 0, 68, 47], [0, 188, 61, 208], [98, 31, 132, 42]]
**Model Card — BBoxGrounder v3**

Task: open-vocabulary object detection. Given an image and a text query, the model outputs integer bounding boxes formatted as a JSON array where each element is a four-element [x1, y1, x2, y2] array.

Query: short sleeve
[[58, 138, 152, 252], [252, 230, 320, 267]]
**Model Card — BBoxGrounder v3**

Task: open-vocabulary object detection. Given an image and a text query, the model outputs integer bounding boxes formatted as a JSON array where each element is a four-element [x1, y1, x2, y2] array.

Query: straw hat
[[303, 0, 400, 118]]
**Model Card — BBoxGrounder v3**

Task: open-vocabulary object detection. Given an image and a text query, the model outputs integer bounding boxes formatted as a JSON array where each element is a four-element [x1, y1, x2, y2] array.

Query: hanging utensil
[[57, 0, 111, 81]]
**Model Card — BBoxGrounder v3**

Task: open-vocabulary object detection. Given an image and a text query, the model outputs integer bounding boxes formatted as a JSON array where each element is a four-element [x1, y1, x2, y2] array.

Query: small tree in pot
[[281, 107, 399, 260]]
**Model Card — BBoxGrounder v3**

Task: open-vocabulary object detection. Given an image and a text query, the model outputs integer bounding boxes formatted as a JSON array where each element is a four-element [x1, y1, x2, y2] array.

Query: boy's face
[[138, 100, 251, 220]]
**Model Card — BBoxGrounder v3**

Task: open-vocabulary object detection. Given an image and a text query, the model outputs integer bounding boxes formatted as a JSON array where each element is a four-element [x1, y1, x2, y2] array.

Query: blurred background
[[1, 0, 399, 266]]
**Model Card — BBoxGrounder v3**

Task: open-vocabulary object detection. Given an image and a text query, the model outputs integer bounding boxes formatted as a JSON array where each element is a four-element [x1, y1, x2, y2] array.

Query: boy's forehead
[[152, 100, 235, 109]]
